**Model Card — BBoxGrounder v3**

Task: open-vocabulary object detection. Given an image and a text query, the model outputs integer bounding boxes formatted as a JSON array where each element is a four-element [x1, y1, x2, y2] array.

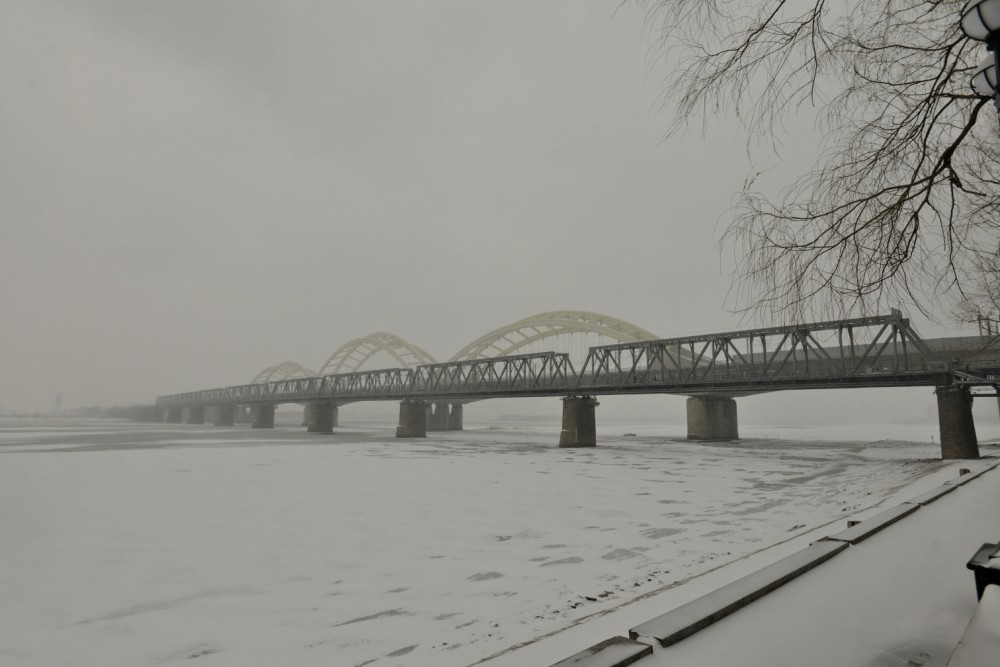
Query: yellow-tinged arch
[[449, 311, 660, 361], [251, 361, 317, 384], [318, 332, 437, 375]]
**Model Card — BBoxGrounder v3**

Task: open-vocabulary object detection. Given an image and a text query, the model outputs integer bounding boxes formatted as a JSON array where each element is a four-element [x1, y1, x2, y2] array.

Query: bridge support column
[[307, 403, 336, 434], [937, 386, 979, 459], [165, 407, 182, 423], [252, 404, 276, 429], [427, 402, 451, 431], [448, 403, 464, 431], [302, 404, 315, 427], [214, 405, 235, 427], [396, 400, 427, 438], [686, 396, 738, 440], [185, 406, 205, 425], [559, 396, 598, 447]]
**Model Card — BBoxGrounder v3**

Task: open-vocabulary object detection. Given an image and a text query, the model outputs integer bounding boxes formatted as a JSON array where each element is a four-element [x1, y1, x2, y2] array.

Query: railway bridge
[[156, 311, 1000, 460]]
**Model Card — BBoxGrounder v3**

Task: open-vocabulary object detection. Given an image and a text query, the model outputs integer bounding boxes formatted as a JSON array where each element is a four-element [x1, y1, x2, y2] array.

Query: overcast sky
[[0, 1, 976, 419]]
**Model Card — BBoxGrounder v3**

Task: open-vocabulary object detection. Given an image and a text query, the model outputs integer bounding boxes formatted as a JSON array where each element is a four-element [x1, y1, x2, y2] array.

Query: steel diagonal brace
[[513, 359, 527, 387], [761, 333, 789, 375], [724, 339, 750, 368], [869, 328, 899, 374], [852, 323, 890, 374], [768, 334, 800, 378], [687, 341, 712, 381], [596, 349, 616, 381], [660, 345, 683, 375], [794, 332, 813, 373], [803, 330, 837, 366], [556, 355, 574, 386], [699, 339, 726, 379], [627, 346, 647, 384], [896, 320, 932, 358]]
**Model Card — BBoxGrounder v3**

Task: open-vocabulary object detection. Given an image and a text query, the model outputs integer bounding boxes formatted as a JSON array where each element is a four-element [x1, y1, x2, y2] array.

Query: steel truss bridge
[[157, 311, 1000, 409]]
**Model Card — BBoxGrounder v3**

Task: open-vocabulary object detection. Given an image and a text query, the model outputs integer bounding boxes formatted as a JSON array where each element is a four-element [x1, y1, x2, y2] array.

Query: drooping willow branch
[[637, 0, 1000, 321]]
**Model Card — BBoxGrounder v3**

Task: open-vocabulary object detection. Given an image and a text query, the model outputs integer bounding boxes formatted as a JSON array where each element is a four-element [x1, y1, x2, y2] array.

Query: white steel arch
[[449, 311, 661, 361], [252, 361, 317, 384], [318, 332, 437, 376]]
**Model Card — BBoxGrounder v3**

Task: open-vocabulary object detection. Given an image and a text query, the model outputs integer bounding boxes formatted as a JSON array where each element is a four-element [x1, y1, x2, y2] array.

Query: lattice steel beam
[[576, 311, 939, 393], [157, 313, 1000, 409], [156, 352, 575, 407]]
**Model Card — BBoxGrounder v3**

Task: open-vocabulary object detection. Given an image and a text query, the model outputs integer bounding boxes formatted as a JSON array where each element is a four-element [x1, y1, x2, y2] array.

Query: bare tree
[[954, 243, 1000, 329], [638, 0, 1000, 321]]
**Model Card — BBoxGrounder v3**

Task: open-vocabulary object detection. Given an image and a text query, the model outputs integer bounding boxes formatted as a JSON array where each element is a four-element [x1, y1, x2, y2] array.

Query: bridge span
[[156, 312, 1000, 460]]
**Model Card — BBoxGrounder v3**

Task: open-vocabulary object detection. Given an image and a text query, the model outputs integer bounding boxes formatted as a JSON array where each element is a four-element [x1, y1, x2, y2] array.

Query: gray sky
[[0, 1, 974, 418]]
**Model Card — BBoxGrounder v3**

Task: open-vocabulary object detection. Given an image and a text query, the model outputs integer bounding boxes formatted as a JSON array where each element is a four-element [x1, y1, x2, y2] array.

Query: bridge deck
[[156, 313, 1000, 408]]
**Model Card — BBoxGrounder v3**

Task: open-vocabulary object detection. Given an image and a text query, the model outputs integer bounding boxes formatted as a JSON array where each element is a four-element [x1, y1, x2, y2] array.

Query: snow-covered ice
[[0, 416, 994, 667]]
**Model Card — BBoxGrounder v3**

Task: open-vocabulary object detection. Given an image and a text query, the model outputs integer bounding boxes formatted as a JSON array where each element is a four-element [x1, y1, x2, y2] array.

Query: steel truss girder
[[156, 313, 998, 410], [156, 352, 576, 408], [576, 312, 934, 391], [411, 352, 575, 398]]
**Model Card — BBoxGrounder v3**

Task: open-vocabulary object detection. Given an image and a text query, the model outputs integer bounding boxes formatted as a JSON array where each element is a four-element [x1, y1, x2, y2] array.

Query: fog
[[0, 1, 983, 425]]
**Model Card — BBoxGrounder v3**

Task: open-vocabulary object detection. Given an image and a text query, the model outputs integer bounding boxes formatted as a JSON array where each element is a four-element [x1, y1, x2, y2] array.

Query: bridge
[[155, 310, 1000, 460]]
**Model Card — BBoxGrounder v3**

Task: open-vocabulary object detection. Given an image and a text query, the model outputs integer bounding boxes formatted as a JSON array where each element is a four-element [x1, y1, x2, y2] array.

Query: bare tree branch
[[637, 0, 1000, 322]]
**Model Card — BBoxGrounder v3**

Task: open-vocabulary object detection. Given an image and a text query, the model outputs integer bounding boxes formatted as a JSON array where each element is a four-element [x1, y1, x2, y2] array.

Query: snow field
[[0, 419, 982, 667]]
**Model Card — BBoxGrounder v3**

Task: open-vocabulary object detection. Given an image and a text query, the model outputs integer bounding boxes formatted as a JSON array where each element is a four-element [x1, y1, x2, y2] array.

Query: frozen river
[[1, 417, 995, 667]]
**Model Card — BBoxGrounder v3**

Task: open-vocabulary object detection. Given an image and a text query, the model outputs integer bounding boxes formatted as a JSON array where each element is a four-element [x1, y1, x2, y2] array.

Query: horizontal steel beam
[[155, 314, 1000, 409]]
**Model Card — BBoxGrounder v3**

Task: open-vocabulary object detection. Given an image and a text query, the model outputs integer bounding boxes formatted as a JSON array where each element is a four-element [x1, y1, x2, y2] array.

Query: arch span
[[449, 311, 660, 361], [252, 361, 317, 384], [318, 332, 437, 375]]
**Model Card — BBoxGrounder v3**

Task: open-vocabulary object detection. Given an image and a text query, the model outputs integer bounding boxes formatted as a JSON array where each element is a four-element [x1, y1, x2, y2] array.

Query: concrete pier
[[165, 407, 182, 424], [559, 395, 599, 447], [686, 396, 738, 440], [395, 399, 427, 438], [214, 404, 235, 427], [448, 403, 464, 431], [302, 403, 316, 427], [184, 405, 205, 425], [234, 406, 252, 423], [252, 404, 276, 429], [427, 402, 450, 431], [307, 402, 336, 433], [937, 386, 979, 459], [426, 403, 465, 431]]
